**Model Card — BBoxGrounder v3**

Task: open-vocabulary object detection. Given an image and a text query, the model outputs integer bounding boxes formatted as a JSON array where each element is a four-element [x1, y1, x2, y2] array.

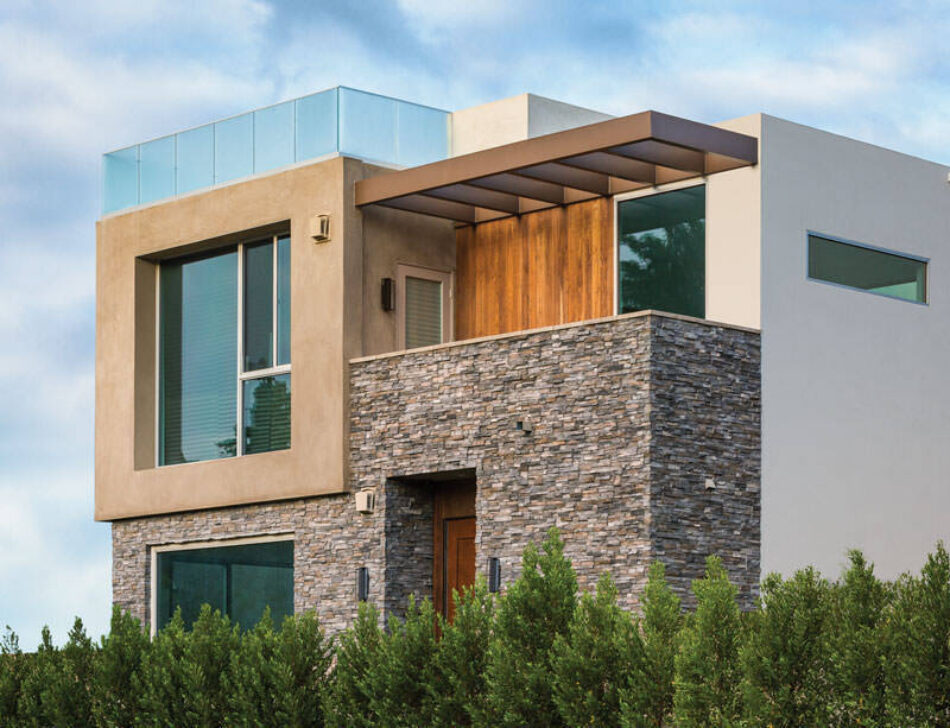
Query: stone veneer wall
[[349, 311, 761, 612], [112, 496, 380, 635], [112, 311, 760, 632]]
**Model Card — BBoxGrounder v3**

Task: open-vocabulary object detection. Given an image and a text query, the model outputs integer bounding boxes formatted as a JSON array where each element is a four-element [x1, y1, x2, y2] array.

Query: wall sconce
[[381, 277, 395, 311], [488, 557, 501, 593], [357, 567, 370, 602], [355, 489, 376, 514], [515, 419, 533, 435], [310, 214, 331, 242]]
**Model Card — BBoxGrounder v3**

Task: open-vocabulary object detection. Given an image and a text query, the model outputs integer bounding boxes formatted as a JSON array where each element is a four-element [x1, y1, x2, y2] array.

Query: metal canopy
[[354, 110, 757, 224]]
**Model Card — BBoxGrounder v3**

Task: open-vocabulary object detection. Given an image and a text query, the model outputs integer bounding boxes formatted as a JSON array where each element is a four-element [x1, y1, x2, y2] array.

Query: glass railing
[[102, 87, 450, 214]]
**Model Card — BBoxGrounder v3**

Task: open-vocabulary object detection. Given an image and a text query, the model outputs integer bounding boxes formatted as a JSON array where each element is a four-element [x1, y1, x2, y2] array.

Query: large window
[[154, 538, 293, 631], [617, 186, 705, 318], [159, 235, 291, 466], [807, 233, 927, 304]]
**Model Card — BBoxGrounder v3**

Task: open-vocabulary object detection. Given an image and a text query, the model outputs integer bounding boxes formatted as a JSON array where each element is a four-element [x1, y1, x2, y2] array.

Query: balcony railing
[[101, 86, 450, 215]]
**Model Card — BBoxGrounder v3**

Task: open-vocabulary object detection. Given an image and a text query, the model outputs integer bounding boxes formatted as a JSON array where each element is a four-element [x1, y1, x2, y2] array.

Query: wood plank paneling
[[455, 199, 613, 340]]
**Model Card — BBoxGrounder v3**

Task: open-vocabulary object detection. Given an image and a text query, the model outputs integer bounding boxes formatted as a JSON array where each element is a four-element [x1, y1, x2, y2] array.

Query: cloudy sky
[[1, 0, 948, 643]]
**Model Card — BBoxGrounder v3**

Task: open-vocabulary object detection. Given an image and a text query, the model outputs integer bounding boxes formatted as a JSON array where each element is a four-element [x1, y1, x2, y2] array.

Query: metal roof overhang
[[354, 110, 757, 224]]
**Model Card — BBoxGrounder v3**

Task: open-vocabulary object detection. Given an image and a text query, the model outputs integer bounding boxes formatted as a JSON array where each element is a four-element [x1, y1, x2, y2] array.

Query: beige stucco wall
[[450, 93, 611, 157], [96, 158, 358, 521]]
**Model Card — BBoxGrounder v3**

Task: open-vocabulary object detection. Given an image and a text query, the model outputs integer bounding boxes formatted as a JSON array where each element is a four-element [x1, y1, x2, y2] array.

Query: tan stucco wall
[[96, 158, 357, 521]]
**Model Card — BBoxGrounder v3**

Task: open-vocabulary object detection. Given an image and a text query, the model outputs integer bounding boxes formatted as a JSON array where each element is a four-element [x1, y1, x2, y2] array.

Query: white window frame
[[155, 233, 291, 466], [612, 180, 707, 316], [395, 263, 454, 350], [149, 532, 294, 637]]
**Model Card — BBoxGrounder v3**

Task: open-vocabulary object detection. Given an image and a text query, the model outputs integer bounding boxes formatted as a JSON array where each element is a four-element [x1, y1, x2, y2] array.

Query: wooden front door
[[433, 482, 476, 622]]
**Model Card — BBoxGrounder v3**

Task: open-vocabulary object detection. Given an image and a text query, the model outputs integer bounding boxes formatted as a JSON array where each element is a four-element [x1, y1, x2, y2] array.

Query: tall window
[[159, 235, 291, 466], [617, 186, 705, 318]]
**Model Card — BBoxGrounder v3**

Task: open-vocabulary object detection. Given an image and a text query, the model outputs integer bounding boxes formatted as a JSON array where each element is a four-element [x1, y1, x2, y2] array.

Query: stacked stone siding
[[112, 311, 760, 631]]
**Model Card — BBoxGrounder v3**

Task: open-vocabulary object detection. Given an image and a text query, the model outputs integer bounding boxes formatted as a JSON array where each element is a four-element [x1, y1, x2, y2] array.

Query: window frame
[[154, 232, 291, 467], [149, 533, 294, 637], [395, 263, 454, 350], [612, 181, 707, 317], [805, 230, 929, 306]]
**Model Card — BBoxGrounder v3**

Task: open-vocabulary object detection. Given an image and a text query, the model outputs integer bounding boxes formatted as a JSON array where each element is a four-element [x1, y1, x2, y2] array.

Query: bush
[[6, 535, 950, 727], [620, 561, 681, 728], [484, 527, 578, 728], [673, 556, 743, 728], [551, 572, 643, 728], [741, 568, 832, 727]]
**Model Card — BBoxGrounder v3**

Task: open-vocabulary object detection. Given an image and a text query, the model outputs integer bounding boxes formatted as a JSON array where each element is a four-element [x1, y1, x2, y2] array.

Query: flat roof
[[355, 110, 758, 224]]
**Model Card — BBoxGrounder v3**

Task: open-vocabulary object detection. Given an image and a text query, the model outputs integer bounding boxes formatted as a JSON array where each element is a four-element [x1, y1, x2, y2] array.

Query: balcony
[[101, 86, 450, 214]]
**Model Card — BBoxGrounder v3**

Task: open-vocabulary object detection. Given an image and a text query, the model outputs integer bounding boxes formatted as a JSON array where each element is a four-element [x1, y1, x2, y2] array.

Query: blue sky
[[0, 0, 947, 644]]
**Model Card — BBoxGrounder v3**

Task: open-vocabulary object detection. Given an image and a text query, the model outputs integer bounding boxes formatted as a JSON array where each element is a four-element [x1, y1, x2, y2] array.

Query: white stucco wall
[[759, 115, 950, 580]]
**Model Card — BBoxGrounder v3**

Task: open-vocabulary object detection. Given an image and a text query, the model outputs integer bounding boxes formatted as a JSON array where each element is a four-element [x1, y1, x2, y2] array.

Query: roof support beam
[[375, 194, 477, 223], [467, 173, 566, 205], [559, 151, 656, 184], [512, 162, 611, 196], [611, 140, 706, 173], [424, 184, 522, 215]]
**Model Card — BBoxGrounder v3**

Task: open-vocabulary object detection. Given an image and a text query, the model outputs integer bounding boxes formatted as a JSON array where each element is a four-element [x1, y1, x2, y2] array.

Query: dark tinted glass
[[243, 374, 291, 455], [808, 234, 926, 303], [277, 236, 291, 365], [159, 251, 237, 465], [617, 186, 705, 318], [244, 241, 274, 371], [156, 540, 293, 631]]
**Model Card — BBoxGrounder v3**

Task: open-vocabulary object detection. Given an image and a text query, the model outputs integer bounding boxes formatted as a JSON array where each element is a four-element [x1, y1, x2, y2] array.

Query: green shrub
[[0, 627, 26, 728], [826, 550, 888, 727], [673, 556, 743, 728], [16, 625, 57, 726], [484, 527, 578, 728], [552, 572, 643, 728], [884, 541, 950, 726], [94, 606, 149, 728], [323, 601, 383, 728], [430, 579, 495, 727], [741, 568, 831, 727], [225, 609, 332, 728], [620, 561, 681, 728]]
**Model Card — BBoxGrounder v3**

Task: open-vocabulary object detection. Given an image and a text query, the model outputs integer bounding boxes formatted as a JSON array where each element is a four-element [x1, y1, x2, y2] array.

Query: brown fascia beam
[[611, 140, 706, 173], [354, 109, 757, 207]]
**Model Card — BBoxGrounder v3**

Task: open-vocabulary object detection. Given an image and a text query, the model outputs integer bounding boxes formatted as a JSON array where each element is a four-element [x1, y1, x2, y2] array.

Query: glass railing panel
[[396, 101, 449, 167], [339, 87, 397, 163], [139, 135, 176, 205], [215, 113, 254, 184], [254, 101, 295, 172], [102, 146, 139, 213], [176, 124, 214, 195], [295, 88, 338, 162]]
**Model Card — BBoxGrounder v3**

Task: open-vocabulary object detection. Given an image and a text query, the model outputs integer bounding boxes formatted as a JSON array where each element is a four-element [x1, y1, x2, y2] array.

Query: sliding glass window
[[808, 234, 926, 304], [159, 234, 291, 465], [617, 186, 705, 318]]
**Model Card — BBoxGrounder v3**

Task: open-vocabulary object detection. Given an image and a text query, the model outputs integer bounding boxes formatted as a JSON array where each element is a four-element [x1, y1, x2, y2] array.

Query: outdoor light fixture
[[381, 277, 395, 311], [310, 213, 331, 242], [357, 567, 370, 602], [488, 557, 501, 593]]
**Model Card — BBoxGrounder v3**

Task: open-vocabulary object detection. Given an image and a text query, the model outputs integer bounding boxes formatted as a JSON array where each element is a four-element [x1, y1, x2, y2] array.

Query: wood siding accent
[[455, 199, 614, 340], [433, 481, 476, 620]]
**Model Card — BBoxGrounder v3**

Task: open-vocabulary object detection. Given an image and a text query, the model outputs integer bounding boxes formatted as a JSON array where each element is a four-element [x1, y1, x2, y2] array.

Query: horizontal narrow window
[[808, 234, 926, 303], [155, 539, 293, 631]]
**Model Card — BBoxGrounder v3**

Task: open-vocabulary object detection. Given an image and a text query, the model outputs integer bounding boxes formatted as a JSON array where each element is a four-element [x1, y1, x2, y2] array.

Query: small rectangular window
[[155, 539, 293, 632], [807, 234, 926, 304], [396, 265, 452, 350]]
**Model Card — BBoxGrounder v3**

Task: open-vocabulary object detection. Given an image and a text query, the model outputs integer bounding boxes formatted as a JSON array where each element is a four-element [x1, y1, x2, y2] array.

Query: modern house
[[96, 87, 949, 634]]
